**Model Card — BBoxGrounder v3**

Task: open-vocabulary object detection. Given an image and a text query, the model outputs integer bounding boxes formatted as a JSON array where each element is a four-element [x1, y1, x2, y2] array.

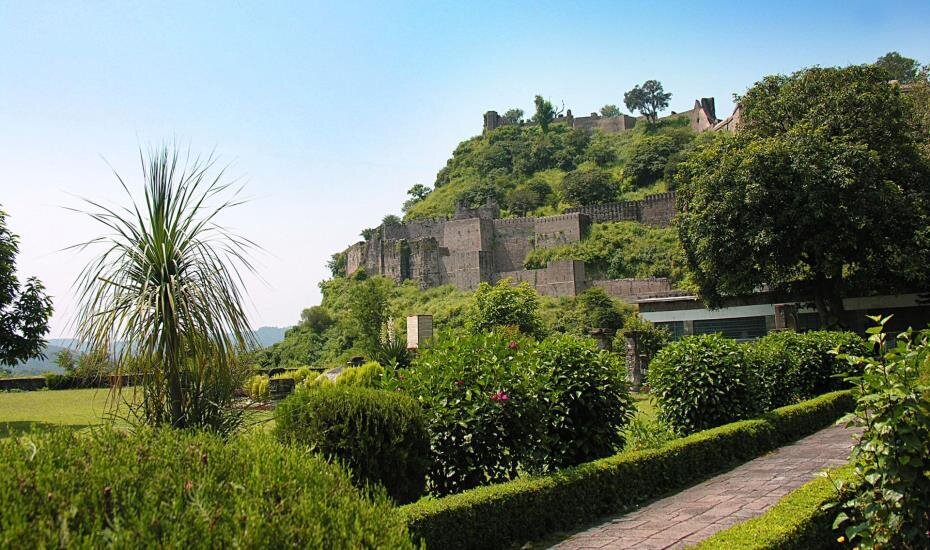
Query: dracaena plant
[[72, 146, 258, 433]]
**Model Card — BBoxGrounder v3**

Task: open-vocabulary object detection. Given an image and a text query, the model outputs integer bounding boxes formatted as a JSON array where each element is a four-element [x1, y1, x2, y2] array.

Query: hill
[[399, 113, 706, 222]]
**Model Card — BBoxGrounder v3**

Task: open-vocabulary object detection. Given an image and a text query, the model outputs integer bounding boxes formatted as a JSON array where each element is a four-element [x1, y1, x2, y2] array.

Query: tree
[[600, 104, 621, 117], [382, 214, 401, 226], [502, 108, 524, 124], [54, 349, 76, 373], [532, 95, 556, 133], [561, 167, 619, 206], [575, 287, 624, 333], [676, 65, 930, 328], [347, 276, 393, 355], [468, 280, 543, 336], [505, 187, 541, 216], [624, 80, 672, 125], [625, 134, 678, 187], [406, 183, 431, 202], [300, 305, 334, 334], [73, 145, 257, 431], [0, 207, 53, 370], [327, 251, 347, 278], [360, 227, 376, 241], [875, 51, 920, 84]]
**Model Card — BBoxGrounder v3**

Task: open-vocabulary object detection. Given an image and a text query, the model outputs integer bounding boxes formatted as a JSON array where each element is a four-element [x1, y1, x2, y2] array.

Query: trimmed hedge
[[276, 385, 430, 504], [695, 465, 854, 549], [0, 428, 414, 547], [400, 390, 854, 550]]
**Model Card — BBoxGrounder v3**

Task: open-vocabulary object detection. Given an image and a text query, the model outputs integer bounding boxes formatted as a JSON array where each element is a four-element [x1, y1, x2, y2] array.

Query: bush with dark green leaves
[[747, 330, 866, 409], [525, 334, 634, 469], [649, 333, 761, 434], [275, 385, 430, 504], [0, 428, 413, 548], [468, 279, 544, 337]]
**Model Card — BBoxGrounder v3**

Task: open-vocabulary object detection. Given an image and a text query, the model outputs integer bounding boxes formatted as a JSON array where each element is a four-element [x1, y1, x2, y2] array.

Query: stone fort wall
[[344, 192, 677, 299], [566, 192, 676, 227]]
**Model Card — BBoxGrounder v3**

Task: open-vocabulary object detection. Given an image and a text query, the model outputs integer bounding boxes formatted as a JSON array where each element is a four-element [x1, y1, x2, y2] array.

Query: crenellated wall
[[594, 277, 672, 300], [343, 193, 676, 298], [566, 192, 676, 227]]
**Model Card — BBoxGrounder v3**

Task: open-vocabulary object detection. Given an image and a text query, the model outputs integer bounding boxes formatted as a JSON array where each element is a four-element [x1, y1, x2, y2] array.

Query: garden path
[[549, 423, 857, 549]]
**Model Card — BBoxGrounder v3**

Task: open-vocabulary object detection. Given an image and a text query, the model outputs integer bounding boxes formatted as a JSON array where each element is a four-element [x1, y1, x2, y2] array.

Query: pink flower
[[455, 380, 465, 387], [508, 340, 519, 350], [490, 390, 509, 402]]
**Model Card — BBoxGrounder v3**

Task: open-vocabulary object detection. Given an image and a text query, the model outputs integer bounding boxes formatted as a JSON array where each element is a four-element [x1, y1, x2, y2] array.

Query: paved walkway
[[550, 424, 857, 549]]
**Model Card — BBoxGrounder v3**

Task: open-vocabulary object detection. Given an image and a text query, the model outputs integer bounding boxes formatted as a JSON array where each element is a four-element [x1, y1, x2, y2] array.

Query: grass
[[0, 388, 275, 437], [632, 392, 657, 419], [0, 388, 118, 437]]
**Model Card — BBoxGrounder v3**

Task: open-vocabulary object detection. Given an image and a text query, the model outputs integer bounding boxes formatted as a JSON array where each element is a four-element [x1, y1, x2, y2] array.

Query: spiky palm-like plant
[[73, 146, 257, 432]]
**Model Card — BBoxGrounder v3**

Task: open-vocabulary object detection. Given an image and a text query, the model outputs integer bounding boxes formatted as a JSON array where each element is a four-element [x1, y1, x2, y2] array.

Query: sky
[[2, 1, 929, 338]]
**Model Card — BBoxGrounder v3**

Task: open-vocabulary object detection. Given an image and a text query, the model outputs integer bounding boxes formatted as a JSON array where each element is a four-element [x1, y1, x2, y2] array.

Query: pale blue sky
[[1, 1, 928, 336]]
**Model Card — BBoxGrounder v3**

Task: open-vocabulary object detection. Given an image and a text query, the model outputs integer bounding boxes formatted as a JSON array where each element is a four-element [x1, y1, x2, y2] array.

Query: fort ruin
[[483, 97, 722, 134], [343, 192, 678, 301]]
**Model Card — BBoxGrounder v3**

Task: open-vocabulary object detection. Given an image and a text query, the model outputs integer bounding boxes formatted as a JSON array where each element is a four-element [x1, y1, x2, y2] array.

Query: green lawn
[[632, 392, 657, 419], [0, 388, 122, 437], [0, 388, 274, 437]]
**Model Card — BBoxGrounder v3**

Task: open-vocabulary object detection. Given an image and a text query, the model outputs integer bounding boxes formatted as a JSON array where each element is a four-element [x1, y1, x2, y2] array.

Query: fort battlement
[[345, 192, 677, 299], [484, 98, 720, 135]]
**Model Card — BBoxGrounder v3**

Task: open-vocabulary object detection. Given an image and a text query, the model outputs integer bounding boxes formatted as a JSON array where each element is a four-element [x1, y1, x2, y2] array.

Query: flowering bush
[[384, 330, 635, 495], [383, 330, 538, 496]]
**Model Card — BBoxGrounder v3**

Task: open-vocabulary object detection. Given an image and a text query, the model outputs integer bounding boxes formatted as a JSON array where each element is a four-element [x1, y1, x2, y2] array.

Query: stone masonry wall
[[491, 217, 536, 273], [495, 260, 586, 297], [566, 192, 676, 227], [534, 213, 588, 247]]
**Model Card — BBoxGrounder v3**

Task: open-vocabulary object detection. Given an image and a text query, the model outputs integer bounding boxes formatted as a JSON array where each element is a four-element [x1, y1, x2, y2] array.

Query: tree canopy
[[0, 207, 53, 369], [676, 64, 930, 327], [502, 108, 524, 124], [624, 80, 671, 125], [600, 104, 621, 117], [875, 51, 920, 84], [532, 95, 557, 133], [561, 167, 619, 206]]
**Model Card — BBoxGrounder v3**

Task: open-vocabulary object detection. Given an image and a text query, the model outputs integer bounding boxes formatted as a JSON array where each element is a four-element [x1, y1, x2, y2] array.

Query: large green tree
[[0, 207, 53, 370], [875, 51, 920, 84], [532, 95, 557, 133], [600, 104, 621, 117], [624, 80, 671, 125], [677, 64, 930, 327], [347, 276, 393, 355], [561, 167, 619, 206]]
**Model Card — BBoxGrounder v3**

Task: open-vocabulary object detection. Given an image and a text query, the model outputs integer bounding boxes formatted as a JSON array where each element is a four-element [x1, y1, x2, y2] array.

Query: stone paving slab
[[549, 424, 857, 549]]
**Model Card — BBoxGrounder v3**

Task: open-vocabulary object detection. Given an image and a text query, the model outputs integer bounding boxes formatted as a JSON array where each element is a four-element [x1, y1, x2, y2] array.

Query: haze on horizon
[[2, 0, 928, 338]]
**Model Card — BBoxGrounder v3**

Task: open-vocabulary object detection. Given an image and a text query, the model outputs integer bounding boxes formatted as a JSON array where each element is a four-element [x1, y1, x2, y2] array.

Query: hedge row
[[400, 390, 854, 550], [0, 374, 143, 392], [0, 427, 414, 547], [695, 465, 854, 549]]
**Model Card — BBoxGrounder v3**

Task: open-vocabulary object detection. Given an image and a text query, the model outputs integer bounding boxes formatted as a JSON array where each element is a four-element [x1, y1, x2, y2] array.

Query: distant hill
[[252, 326, 287, 348], [8, 343, 76, 376]]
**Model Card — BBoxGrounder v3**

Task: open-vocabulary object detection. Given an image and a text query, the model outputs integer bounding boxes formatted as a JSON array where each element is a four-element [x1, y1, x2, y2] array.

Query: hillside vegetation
[[402, 114, 705, 221]]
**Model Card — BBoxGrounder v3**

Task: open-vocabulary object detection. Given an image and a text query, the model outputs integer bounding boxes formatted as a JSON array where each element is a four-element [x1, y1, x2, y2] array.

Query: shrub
[[745, 335, 804, 410], [615, 313, 671, 360], [622, 415, 679, 452], [561, 166, 619, 206], [467, 279, 544, 337], [383, 330, 538, 496], [401, 391, 853, 550], [649, 333, 760, 434], [335, 361, 384, 388], [754, 330, 866, 401], [696, 465, 855, 549], [834, 319, 930, 548], [0, 428, 413, 547], [275, 385, 430, 504], [625, 134, 678, 187], [525, 334, 634, 470], [243, 374, 269, 400]]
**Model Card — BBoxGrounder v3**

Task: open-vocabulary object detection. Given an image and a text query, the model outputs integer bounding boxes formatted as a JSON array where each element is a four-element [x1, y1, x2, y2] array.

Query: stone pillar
[[773, 304, 798, 331], [589, 328, 615, 351], [624, 330, 649, 390], [406, 315, 433, 349]]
